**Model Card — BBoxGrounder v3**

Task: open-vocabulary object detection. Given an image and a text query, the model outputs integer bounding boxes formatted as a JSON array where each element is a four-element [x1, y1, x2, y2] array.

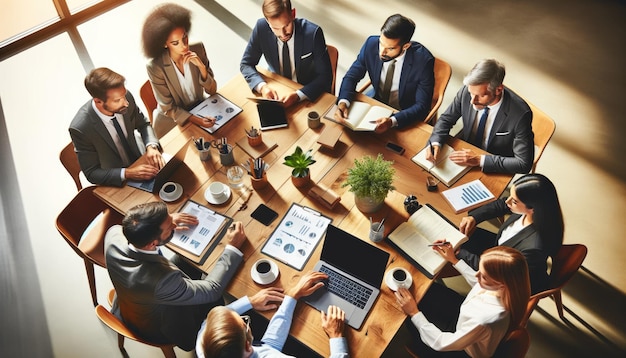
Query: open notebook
[[411, 144, 471, 187]]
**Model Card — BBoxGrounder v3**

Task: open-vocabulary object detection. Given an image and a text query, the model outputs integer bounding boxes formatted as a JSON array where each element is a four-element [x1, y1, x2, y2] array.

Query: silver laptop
[[304, 225, 390, 330], [126, 139, 189, 193]]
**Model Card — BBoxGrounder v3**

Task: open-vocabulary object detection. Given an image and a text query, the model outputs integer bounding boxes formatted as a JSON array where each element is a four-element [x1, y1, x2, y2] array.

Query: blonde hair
[[481, 246, 531, 331], [200, 307, 247, 357]]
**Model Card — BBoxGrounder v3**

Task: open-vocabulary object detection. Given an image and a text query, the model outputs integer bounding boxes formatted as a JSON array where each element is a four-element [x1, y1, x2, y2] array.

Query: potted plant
[[283, 146, 316, 188], [342, 154, 395, 213]]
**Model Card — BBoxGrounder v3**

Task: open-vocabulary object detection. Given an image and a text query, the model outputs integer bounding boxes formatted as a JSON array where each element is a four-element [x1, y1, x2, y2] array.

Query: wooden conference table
[[94, 69, 513, 357]]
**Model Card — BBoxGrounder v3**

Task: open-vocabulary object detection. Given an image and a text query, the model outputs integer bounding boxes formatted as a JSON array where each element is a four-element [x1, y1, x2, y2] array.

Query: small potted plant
[[342, 154, 395, 213], [283, 146, 316, 188]]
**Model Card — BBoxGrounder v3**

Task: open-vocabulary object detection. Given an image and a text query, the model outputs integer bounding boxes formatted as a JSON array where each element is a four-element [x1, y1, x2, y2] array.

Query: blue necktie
[[472, 107, 490, 148], [111, 117, 134, 165], [282, 41, 291, 79]]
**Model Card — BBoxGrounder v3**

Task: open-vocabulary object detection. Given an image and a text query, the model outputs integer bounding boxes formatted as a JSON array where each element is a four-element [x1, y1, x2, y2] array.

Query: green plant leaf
[[342, 154, 395, 201], [283, 146, 316, 177]]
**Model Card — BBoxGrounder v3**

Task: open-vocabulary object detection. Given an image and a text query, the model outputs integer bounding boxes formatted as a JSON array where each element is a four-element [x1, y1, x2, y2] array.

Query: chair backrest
[[327, 45, 339, 95], [60, 142, 83, 191], [96, 289, 176, 357], [56, 186, 123, 267], [424, 57, 452, 124], [544, 243, 588, 295], [140, 80, 158, 124], [493, 327, 530, 358], [527, 100, 556, 173]]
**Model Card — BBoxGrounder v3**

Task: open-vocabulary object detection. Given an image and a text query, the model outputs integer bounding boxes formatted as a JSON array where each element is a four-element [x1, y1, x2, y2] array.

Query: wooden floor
[[1, 0, 624, 357]]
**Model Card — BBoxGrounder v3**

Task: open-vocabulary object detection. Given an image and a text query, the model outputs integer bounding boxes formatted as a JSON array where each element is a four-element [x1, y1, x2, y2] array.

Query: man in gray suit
[[105, 201, 285, 351], [69, 67, 165, 186], [426, 59, 534, 174]]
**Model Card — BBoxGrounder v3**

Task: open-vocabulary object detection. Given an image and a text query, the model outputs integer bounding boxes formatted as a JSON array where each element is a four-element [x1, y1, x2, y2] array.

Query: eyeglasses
[[241, 315, 250, 336]]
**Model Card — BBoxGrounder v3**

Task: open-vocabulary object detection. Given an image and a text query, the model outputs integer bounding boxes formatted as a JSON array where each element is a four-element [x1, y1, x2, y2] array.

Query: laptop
[[126, 139, 189, 193], [304, 225, 390, 330], [256, 102, 288, 130]]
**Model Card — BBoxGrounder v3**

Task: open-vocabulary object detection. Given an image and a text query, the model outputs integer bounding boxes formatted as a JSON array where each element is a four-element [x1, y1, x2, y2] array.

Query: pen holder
[[247, 132, 263, 147], [219, 144, 234, 166], [250, 172, 268, 190], [198, 143, 211, 161]]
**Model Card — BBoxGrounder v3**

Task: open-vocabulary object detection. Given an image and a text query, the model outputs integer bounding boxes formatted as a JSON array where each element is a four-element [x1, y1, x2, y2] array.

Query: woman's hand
[[432, 240, 459, 265], [394, 287, 419, 316]]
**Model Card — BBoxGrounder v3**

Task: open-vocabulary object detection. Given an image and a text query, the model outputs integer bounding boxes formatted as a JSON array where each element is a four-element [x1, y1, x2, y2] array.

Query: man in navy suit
[[335, 14, 435, 133], [426, 59, 534, 174], [240, 0, 332, 107], [69, 67, 165, 186]]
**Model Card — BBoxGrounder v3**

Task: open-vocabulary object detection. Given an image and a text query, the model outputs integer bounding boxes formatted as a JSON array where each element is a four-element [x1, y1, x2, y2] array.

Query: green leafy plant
[[342, 154, 395, 201], [283, 146, 316, 178]]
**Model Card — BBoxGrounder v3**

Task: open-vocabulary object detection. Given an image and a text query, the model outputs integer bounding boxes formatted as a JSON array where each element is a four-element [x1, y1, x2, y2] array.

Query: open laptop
[[304, 225, 390, 330], [126, 139, 189, 193], [256, 102, 288, 130]]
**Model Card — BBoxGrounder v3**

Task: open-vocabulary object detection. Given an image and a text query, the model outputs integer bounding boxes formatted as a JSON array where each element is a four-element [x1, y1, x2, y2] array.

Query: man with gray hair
[[426, 59, 534, 174]]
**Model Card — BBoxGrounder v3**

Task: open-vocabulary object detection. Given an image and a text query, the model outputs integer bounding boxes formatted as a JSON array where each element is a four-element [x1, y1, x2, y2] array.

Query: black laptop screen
[[322, 225, 390, 287]]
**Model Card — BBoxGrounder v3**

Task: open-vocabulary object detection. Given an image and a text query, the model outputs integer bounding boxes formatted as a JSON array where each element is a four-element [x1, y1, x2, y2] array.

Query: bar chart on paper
[[441, 179, 495, 213]]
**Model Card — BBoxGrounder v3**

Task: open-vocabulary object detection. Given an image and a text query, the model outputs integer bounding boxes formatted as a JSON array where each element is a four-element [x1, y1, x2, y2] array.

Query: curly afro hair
[[141, 3, 192, 59]]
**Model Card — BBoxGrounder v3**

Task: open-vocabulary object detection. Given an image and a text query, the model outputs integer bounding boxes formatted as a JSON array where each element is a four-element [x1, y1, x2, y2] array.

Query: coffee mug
[[162, 182, 176, 194], [391, 268, 409, 289], [254, 259, 275, 281], [307, 111, 321, 129], [208, 182, 227, 200]]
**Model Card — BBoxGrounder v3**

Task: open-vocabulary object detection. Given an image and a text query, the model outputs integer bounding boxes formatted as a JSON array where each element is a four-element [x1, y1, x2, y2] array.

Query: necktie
[[472, 107, 490, 148], [282, 41, 292, 79], [380, 60, 396, 104], [111, 116, 133, 165]]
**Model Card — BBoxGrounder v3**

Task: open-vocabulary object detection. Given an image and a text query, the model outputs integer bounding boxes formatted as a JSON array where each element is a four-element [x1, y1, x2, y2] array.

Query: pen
[[428, 140, 435, 158], [377, 218, 385, 232], [428, 241, 448, 247]]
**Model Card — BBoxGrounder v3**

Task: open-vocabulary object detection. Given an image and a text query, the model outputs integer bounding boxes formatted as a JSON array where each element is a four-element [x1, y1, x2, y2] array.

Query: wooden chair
[[492, 327, 531, 358], [95, 289, 176, 357], [327, 44, 339, 95], [140, 80, 158, 124], [527, 100, 556, 173], [356, 57, 452, 124], [529, 244, 588, 320], [60, 142, 84, 191], [55, 186, 124, 306]]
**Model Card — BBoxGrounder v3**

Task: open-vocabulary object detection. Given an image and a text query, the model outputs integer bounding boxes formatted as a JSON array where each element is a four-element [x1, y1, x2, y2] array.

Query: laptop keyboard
[[319, 265, 373, 309]]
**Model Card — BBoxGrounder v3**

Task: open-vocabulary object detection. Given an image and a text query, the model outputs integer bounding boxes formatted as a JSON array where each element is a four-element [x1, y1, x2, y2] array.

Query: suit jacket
[[147, 42, 217, 137], [430, 85, 534, 173], [337, 36, 435, 127], [105, 226, 243, 350], [457, 199, 549, 294], [240, 18, 332, 101], [68, 92, 158, 187]]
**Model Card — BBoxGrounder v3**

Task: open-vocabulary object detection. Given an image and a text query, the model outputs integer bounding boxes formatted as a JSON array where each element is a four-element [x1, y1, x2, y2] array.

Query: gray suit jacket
[[68, 92, 158, 186], [105, 225, 243, 350], [429, 86, 534, 173], [147, 42, 217, 137]]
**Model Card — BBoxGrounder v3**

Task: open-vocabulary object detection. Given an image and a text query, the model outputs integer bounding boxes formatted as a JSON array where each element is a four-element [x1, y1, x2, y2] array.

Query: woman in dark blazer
[[455, 173, 564, 294], [141, 3, 218, 138]]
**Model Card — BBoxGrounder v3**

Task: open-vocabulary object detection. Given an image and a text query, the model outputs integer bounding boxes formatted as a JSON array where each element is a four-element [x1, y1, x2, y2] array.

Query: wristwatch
[[147, 144, 160, 152]]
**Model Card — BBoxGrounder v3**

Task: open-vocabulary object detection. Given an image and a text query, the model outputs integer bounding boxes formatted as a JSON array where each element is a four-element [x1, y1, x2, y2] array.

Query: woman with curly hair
[[142, 3, 217, 138]]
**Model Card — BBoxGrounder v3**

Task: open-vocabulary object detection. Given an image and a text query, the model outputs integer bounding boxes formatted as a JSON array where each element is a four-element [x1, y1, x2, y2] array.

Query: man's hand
[[334, 102, 349, 123], [260, 84, 278, 100], [394, 287, 419, 317], [125, 163, 159, 181], [145, 145, 165, 169], [171, 213, 199, 231], [286, 271, 328, 299], [281, 92, 300, 108], [249, 287, 285, 311], [425, 144, 440, 163], [374, 117, 393, 133], [189, 115, 216, 128], [449, 148, 480, 167], [321, 305, 345, 338], [459, 216, 477, 236], [224, 222, 246, 249]]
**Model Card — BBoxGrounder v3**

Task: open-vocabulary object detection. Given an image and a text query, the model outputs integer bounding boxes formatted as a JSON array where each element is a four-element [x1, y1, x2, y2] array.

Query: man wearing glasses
[[197, 271, 350, 357]]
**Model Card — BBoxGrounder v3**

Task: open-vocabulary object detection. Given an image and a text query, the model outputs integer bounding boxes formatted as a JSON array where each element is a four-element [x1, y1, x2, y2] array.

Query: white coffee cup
[[391, 267, 409, 289], [254, 259, 275, 281], [209, 182, 227, 200]]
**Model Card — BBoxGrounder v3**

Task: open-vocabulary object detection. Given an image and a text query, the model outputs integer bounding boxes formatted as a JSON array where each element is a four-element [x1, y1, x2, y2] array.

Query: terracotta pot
[[354, 195, 384, 213], [250, 172, 268, 190], [291, 173, 310, 188], [247, 132, 263, 147]]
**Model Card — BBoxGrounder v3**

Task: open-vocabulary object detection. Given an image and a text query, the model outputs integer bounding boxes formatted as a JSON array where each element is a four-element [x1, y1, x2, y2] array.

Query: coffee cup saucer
[[384, 267, 412, 291], [159, 182, 183, 202], [204, 184, 231, 205], [250, 259, 279, 285]]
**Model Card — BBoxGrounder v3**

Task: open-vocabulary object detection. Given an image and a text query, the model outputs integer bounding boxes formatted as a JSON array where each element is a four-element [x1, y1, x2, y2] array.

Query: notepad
[[387, 204, 468, 278], [411, 144, 471, 187], [323, 102, 392, 131]]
